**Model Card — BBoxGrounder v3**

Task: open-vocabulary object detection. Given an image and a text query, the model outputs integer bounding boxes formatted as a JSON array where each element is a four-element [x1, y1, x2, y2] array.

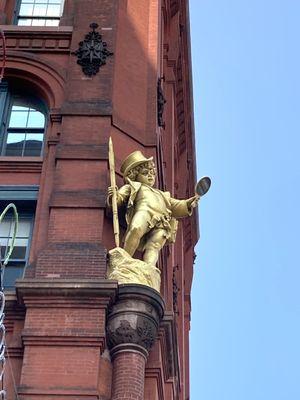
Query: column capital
[[107, 284, 165, 359]]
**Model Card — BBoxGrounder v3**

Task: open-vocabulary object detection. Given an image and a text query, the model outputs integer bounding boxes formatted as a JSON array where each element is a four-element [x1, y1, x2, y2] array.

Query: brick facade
[[0, 1, 198, 399]]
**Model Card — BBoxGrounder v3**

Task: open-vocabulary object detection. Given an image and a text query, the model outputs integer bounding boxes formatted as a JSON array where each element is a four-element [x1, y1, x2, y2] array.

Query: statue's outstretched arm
[[170, 195, 199, 218]]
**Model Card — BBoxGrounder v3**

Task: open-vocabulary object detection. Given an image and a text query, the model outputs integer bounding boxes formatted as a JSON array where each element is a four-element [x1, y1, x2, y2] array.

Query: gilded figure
[[106, 144, 208, 292]]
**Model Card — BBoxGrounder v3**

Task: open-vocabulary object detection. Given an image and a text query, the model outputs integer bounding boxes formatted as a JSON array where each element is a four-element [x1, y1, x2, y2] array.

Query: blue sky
[[190, 1, 300, 399]]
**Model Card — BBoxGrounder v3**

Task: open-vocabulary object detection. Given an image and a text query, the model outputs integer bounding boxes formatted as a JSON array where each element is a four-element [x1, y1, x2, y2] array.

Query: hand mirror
[[195, 176, 211, 197]]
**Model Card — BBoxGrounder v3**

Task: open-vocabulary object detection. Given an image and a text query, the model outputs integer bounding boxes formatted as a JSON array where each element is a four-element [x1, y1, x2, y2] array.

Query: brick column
[[107, 285, 165, 400], [112, 351, 146, 400]]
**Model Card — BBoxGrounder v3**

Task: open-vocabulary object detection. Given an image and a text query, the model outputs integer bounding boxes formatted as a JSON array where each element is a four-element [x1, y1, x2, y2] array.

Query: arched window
[[0, 83, 47, 157], [16, 0, 64, 27]]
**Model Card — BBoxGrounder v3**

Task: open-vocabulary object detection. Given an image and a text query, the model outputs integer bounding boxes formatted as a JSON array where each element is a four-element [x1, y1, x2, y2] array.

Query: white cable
[[0, 204, 19, 400]]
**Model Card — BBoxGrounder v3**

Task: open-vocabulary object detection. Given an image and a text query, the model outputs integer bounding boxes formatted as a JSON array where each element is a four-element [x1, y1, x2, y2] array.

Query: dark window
[[16, 0, 64, 26], [0, 84, 47, 157], [0, 211, 34, 290]]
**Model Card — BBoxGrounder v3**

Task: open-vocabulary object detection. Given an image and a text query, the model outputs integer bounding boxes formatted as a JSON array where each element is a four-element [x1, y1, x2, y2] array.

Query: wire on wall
[[0, 204, 19, 400]]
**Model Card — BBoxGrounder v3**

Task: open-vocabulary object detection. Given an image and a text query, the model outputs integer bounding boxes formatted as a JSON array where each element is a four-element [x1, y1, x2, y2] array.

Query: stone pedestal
[[107, 284, 165, 400]]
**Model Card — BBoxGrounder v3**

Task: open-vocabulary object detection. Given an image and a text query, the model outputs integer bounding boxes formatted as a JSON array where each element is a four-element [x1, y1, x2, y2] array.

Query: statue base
[[107, 247, 161, 292]]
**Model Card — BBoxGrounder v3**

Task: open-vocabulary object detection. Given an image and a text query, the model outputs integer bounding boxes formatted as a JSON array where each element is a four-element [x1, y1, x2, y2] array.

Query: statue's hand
[[108, 186, 118, 197], [187, 195, 199, 209], [107, 186, 119, 207]]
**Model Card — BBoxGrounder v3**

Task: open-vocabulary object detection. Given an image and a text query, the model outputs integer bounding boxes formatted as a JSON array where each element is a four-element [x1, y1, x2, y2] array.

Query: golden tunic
[[117, 180, 192, 244]]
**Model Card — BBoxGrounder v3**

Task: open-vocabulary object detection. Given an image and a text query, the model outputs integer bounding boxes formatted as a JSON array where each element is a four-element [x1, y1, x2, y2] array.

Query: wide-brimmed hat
[[120, 150, 153, 177]]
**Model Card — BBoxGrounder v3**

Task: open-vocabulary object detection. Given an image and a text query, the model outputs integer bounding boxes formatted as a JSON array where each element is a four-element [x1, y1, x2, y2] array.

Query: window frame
[[0, 82, 11, 151]]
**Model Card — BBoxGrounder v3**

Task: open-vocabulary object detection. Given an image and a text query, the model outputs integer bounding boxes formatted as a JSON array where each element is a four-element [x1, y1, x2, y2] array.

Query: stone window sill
[[0, 25, 73, 34]]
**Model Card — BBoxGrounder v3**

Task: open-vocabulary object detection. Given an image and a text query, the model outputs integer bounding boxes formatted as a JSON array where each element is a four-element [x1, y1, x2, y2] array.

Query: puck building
[[0, 1, 199, 399]]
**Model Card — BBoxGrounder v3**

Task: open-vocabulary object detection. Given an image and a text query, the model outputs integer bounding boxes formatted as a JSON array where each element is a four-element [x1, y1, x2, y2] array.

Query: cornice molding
[[18, 387, 99, 397], [16, 278, 118, 305], [21, 334, 106, 349], [0, 25, 72, 53], [0, 157, 43, 173]]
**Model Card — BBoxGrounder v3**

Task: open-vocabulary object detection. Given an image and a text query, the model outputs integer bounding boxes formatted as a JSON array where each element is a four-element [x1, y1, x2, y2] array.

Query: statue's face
[[136, 162, 156, 186]]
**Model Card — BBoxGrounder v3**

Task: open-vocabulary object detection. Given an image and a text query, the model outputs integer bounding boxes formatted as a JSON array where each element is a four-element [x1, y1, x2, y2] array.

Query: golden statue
[[107, 138, 210, 292]]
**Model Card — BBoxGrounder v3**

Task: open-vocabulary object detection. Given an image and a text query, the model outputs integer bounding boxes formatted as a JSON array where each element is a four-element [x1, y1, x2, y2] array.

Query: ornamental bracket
[[157, 76, 166, 128], [74, 23, 113, 77]]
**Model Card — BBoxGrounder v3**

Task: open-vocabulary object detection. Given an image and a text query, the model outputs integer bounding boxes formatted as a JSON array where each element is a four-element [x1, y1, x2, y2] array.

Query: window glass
[[45, 19, 59, 26], [17, 0, 64, 27], [34, 4, 47, 16], [23, 133, 44, 156], [2, 267, 24, 290], [5, 133, 26, 156], [2, 96, 47, 157], [19, 4, 33, 15], [27, 110, 45, 128], [11, 238, 28, 259], [9, 107, 28, 128], [0, 239, 8, 254], [11, 105, 28, 111], [9, 106, 45, 129], [0, 216, 30, 261], [0, 214, 33, 290], [17, 18, 31, 26], [16, 220, 31, 236], [0, 221, 11, 237], [47, 4, 61, 16]]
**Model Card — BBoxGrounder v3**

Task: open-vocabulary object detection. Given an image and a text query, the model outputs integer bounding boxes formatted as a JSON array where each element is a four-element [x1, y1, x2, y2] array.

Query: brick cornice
[[0, 157, 43, 173], [18, 387, 99, 398], [0, 26, 73, 34], [6, 346, 24, 358], [21, 334, 106, 348], [16, 278, 118, 305], [0, 25, 73, 53], [5, 301, 25, 330]]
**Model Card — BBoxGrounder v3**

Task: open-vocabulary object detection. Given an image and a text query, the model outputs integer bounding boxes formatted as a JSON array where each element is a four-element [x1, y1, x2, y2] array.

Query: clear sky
[[189, 1, 300, 399]]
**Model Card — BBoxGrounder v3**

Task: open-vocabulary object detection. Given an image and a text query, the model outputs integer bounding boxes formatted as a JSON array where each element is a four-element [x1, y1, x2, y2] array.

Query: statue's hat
[[120, 151, 153, 177]]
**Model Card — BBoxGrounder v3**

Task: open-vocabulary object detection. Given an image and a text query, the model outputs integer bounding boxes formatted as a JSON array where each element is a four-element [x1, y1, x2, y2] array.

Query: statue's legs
[[123, 211, 150, 256], [143, 228, 166, 266]]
